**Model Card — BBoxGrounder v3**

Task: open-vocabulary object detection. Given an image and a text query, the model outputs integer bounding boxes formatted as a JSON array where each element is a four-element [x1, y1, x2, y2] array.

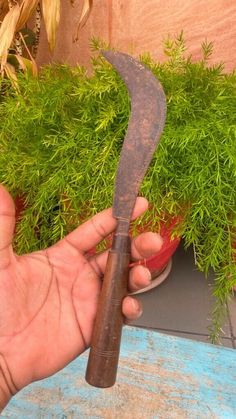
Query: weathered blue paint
[[2, 327, 236, 418]]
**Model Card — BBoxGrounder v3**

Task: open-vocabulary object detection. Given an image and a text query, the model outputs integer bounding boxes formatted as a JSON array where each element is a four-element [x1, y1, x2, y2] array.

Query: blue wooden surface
[[2, 326, 236, 418]]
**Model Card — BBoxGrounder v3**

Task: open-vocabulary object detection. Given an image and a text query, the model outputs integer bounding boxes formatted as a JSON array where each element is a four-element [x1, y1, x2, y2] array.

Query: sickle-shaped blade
[[86, 51, 167, 389], [102, 50, 166, 220]]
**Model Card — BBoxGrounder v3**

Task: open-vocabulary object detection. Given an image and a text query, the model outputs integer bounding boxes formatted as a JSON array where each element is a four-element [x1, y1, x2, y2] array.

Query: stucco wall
[[37, 0, 236, 72]]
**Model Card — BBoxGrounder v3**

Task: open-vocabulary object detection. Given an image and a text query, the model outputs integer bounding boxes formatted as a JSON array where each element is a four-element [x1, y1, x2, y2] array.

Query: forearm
[[0, 354, 17, 412]]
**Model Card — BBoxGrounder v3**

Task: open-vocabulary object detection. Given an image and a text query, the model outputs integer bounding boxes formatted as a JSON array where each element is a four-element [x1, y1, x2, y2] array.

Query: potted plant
[[0, 34, 235, 341]]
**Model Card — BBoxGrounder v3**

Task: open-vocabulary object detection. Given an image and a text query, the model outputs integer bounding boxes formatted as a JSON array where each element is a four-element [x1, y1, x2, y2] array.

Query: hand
[[0, 185, 163, 409]]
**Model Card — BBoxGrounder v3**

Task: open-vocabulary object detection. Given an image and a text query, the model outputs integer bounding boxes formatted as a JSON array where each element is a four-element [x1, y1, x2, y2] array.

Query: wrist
[[0, 384, 11, 412], [0, 354, 17, 412]]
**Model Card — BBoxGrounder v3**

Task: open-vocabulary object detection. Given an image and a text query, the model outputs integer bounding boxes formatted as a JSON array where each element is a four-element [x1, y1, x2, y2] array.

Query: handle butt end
[[85, 349, 118, 388]]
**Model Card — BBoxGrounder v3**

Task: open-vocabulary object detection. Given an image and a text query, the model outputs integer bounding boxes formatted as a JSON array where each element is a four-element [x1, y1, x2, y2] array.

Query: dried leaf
[[8, 0, 18, 9], [18, 31, 38, 75], [0, 0, 8, 9], [0, 3, 21, 67], [74, 0, 93, 42], [4, 62, 19, 90], [41, 0, 60, 51], [16, 0, 39, 32], [15, 54, 38, 76], [0, 0, 9, 21]]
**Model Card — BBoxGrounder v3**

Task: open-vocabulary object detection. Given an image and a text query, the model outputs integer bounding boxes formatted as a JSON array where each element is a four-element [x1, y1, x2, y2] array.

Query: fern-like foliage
[[0, 35, 235, 342]]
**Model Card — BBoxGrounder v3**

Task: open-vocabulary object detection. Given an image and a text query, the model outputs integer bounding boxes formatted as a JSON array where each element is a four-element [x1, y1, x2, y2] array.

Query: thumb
[[0, 184, 16, 268]]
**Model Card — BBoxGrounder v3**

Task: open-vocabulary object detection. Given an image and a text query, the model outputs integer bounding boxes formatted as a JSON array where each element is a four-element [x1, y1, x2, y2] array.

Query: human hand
[[0, 185, 163, 409]]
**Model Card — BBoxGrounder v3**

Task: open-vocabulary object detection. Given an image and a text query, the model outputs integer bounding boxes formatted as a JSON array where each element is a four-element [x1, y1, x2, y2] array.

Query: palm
[[0, 242, 102, 391]]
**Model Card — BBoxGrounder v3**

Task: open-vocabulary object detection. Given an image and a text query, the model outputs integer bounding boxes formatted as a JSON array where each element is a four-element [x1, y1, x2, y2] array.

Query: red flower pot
[[143, 216, 181, 274], [129, 216, 181, 293]]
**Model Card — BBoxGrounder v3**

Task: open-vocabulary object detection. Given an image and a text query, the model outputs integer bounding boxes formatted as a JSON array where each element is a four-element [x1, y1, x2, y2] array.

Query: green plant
[[0, 34, 235, 341]]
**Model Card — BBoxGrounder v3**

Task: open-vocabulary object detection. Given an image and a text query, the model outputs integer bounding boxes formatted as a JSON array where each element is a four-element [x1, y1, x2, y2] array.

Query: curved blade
[[102, 50, 166, 220]]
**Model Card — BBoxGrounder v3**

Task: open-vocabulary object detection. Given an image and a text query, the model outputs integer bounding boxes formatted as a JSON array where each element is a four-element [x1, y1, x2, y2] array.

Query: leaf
[[4, 61, 19, 90], [0, 3, 21, 68], [18, 31, 38, 75], [201, 39, 214, 61], [41, 0, 60, 51], [16, 0, 39, 32], [16, 54, 38, 76], [73, 0, 93, 42], [0, 0, 9, 21]]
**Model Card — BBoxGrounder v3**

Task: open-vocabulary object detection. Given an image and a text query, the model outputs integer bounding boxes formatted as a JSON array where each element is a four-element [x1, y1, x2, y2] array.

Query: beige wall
[[37, 0, 236, 72]]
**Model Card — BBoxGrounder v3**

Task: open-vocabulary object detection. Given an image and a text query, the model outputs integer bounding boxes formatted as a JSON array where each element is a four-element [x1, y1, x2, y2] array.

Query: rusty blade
[[102, 50, 166, 220]]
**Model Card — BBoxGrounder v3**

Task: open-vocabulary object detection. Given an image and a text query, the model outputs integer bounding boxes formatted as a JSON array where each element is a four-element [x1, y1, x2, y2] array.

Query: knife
[[85, 50, 166, 388]]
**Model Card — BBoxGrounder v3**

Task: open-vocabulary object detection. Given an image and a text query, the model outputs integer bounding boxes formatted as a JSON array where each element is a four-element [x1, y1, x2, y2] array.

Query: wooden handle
[[85, 223, 131, 388]]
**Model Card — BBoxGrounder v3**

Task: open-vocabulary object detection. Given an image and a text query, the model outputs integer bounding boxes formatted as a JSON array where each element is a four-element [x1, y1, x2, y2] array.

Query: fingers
[[122, 296, 142, 320], [131, 232, 163, 260], [117, 233, 164, 320], [60, 197, 148, 254], [90, 251, 152, 293], [129, 265, 151, 292], [89, 231, 163, 292], [0, 185, 15, 269]]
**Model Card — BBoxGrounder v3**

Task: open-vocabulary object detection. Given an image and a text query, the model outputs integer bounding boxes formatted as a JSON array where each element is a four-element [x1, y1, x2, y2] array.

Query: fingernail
[[138, 266, 151, 287], [144, 267, 152, 283], [132, 298, 143, 317]]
